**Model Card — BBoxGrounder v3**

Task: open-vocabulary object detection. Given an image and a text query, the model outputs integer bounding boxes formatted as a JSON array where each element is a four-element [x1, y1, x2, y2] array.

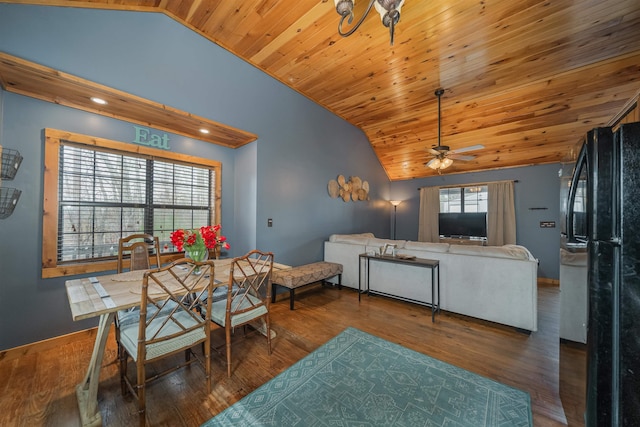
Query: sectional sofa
[[324, 233, 539, 332]]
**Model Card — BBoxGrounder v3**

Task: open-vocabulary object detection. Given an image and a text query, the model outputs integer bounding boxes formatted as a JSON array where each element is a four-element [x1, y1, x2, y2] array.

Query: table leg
[[431, 267, 435, 323], [76, 312, 115, 427], [358, 257, 362, 302], [436, 264, 441, 314], [366, 258, 371, 297]]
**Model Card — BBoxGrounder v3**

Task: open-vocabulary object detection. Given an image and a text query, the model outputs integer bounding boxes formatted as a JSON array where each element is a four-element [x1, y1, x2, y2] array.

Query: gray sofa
[[324, 233, 538, 332]]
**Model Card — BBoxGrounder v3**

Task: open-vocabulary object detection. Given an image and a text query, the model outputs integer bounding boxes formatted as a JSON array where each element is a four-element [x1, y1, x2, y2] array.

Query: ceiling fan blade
[[427, 148, 441, 156], [448, 144, 484, 154], [447, 154, 476, 161]]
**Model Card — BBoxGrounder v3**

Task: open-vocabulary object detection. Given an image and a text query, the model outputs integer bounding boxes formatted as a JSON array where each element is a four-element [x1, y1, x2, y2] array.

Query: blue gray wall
[[390, 164, 562, 279], [0, 4, 563, 351]]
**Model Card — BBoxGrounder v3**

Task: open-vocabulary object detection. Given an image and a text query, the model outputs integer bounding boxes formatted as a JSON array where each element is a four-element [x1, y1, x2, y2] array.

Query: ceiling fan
[[425, 88, 484, 171]]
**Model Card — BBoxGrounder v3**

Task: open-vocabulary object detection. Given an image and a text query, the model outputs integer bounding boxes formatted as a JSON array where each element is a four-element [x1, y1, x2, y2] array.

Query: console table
[[358, 254, 440, 322]]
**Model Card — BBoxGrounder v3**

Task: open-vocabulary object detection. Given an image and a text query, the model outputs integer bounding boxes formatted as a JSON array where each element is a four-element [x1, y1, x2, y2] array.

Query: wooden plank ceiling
[[2, 0, 640, 180]]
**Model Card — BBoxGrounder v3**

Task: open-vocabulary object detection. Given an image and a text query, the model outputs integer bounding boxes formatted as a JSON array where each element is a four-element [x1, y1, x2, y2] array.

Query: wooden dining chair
[[118, 258, 214, 427], [117, 233, 161, 274], [115, 234, 162, 367], [210, 250, 274, 377]]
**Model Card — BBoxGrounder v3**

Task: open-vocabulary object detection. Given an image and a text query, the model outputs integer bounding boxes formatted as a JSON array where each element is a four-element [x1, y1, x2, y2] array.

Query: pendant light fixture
[[334, 0, 405, 45]]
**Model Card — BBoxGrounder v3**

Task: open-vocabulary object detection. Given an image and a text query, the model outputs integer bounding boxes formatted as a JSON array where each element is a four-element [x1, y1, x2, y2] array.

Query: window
[[439, 186, 488, 238], [439, 186, 488, 213], [43, 129, 221, 278]]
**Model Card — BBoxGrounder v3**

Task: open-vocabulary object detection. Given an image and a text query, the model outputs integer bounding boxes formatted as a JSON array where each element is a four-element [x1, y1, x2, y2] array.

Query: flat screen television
[[439, 212, 487, 238]]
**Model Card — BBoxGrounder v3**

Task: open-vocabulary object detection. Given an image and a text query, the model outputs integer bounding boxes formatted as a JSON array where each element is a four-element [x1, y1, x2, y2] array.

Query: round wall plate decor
[[328, 180, 339, 198]]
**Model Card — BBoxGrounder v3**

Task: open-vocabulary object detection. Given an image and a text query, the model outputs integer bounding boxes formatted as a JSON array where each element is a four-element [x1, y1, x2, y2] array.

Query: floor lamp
[[390, 200, 402, 239]]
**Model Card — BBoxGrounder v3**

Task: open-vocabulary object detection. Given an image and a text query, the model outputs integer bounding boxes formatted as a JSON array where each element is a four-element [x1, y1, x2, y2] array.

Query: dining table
[[65, 258, 290, 427]]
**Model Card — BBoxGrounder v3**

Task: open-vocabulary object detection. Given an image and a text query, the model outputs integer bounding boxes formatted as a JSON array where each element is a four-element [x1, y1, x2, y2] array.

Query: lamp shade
[[335, 0, 403, 45], [374, 0, 404, 22], [427, 157, 453, 170], [441, 157, 453, 169], [427, 158, 441, 170], [335, 0, 354, 17], [389, 200, 402, 206]]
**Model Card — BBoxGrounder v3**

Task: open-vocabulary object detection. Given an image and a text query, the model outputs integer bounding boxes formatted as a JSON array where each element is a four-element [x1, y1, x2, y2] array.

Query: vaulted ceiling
[[3, 0, 640, 180]]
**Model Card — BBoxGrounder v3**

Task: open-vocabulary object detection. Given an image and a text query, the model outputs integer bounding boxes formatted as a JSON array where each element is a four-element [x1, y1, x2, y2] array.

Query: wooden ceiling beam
[[0, 52, 257, 149]]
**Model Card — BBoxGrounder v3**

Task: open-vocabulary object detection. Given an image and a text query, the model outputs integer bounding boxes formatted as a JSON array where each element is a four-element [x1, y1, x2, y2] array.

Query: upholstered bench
[[271, 261, 343, 310]]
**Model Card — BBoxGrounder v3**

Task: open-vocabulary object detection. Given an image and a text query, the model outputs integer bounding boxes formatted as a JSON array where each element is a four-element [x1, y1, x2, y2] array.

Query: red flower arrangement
[[169, 225, 230, 257]]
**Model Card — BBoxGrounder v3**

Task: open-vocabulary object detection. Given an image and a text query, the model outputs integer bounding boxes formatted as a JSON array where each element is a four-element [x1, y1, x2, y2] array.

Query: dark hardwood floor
[[0, 282, 586, 426]]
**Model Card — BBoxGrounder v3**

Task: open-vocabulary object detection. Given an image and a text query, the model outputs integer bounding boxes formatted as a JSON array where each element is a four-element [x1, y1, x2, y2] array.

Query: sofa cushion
[[448, 244, 532, 260], [367, 238, 407, 249], [403, 241, 450, 253], [328, 233, 374, 244]]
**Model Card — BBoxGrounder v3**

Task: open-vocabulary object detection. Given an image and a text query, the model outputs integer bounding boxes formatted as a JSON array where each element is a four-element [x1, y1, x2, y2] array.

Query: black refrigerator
[[566, 122, 640, 426]]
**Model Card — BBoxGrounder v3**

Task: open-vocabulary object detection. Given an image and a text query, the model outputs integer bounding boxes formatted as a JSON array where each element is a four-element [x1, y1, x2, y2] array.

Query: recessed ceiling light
[[91, 97, 107, 105], [199, 129, 210, 134]]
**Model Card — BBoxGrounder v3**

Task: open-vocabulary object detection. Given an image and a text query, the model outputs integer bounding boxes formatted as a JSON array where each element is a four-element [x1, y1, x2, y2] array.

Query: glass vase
[[185, 247, 209, 273]]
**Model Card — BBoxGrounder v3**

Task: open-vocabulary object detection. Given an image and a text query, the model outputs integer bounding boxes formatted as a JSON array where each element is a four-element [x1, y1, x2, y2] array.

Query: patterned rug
[[202, 327, 533, 426]]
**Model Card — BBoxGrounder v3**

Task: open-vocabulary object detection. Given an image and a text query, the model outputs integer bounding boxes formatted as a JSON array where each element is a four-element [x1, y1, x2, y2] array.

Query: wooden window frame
[[42, 129, 222, 278]]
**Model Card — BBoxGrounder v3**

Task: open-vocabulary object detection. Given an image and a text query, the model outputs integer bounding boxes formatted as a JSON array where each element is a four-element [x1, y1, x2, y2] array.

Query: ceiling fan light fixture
[[426, 158, 441, 170], [426, 157, 453, 170], [335, 0, 404, 45]]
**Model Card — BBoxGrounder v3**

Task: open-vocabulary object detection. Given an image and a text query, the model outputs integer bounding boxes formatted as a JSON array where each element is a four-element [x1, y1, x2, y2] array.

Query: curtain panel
[[418, 186, 440, 242], [487, 181, 516, 246]]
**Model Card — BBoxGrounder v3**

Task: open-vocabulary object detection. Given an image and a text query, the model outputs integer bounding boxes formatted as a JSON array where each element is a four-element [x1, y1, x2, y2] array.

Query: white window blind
[[58, 143, 214, 263], [439, 185, 488, 213]]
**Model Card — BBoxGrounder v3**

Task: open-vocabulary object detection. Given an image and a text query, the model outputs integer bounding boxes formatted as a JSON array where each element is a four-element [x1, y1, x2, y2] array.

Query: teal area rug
[[202, 327, 533, 426]]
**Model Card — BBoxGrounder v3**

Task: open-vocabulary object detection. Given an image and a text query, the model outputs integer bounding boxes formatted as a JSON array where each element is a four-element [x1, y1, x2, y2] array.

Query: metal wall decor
[[328, 174, 370, 202], [0, 145, 23, 219], [0, 187, 21, 219]]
